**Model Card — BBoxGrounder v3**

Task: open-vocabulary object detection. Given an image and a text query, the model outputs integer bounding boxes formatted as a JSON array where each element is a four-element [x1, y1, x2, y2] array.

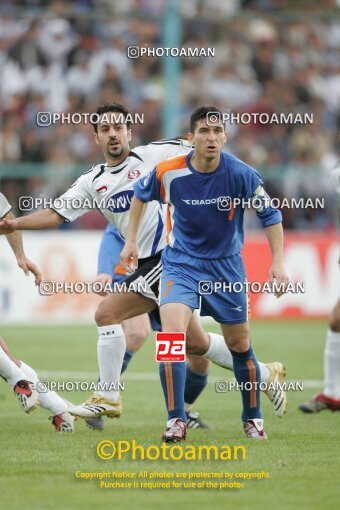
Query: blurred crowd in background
[[0, 0, 339, 230]]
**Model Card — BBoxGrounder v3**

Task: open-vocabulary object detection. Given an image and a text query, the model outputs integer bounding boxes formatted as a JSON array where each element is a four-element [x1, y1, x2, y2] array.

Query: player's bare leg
[[124, 314, 151, 352], [220, 322, 266, 439], [299, 299, 340, 413], [0, 337, 19, 363], [69, 291, 155, 419]]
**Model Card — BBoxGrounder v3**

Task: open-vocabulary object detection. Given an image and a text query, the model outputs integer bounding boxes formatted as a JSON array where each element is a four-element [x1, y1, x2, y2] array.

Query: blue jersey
[[134, 151, 282, 259]]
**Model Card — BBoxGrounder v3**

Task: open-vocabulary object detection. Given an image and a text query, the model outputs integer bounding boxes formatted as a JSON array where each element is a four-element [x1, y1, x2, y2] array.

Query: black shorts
[[124, 251, 162, 303]]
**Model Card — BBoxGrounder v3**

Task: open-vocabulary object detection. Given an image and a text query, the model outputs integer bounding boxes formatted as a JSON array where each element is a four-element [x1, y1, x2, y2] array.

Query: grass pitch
[[0, 320, 339, 510]]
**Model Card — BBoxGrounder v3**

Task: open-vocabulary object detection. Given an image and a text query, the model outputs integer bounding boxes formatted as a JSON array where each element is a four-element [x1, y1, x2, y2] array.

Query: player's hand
[[268, 262, 289, 298], [0, 217, 19, 235], [17, 257, 42, 286], [94, 274, 112, 296], [120, 240, 138, 272]]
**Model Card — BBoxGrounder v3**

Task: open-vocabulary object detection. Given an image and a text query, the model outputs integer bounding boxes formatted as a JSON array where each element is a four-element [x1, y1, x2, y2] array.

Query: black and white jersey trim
[[150, 138, 183, 146], [92, 165, 106, 183], [124, 252, 162, 302], [144, 261, 162, 287]]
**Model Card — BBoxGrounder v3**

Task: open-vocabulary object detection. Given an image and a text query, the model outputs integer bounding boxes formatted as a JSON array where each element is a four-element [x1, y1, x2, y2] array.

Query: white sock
[[97, 324, 125, 401], [203, 333, 270, 383], [258, 362, 270, 384], [0, 347, 26, 387], [20, 362, 67, 415], [324, 329, 340, 399], [203, 333, 234, 369]]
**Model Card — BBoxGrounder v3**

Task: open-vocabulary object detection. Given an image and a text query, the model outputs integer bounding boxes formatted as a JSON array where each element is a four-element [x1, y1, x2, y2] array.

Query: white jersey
[[0, 192, 11, 218], [55, 139, 192, 259]]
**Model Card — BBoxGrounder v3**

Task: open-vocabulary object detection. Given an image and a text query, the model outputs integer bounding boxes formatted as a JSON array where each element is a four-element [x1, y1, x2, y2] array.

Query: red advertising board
[[242, 232, 339, 318]]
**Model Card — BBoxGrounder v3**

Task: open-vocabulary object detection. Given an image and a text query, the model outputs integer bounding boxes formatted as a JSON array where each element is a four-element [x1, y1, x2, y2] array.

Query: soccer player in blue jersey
[[0, 103, 288, 440], [122, 106, 289, 440]]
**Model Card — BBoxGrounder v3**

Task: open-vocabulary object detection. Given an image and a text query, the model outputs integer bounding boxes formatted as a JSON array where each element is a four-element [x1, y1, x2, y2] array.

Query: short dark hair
[[92, 103, 132, 132], [189, 106, 223, 133]]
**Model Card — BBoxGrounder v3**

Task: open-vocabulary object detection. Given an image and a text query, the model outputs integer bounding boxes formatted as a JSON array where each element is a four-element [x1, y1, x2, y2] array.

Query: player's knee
[[125, 327, 151, 351], [329, 309, 340, 332], [162, 325, 186, 333], [186, 330, 210, 356], [329, 316, 340, 332], [95, 302, 120, 326], [188, 355, 210, 373], [226, 335, 250, 352], [186, 341, 206, 356], [222, 322, 250, 352]]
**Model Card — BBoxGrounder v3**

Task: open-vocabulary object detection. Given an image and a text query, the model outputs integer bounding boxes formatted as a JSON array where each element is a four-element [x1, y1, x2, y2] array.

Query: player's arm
[[120, 197, 147, 270], [4, 211, 42, 285], [0, 173, 93, 235], [0, 208, 63, 234], [264, 222, 289, 298], [247, 170, 289, 298], [120, 167, 162, 270]]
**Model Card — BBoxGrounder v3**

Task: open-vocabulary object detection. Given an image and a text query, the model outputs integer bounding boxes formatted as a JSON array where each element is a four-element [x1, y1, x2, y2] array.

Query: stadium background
[[0, 0, 339, 322]]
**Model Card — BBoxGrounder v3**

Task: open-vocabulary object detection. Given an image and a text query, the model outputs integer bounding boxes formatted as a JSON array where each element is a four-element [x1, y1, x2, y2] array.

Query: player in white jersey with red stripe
[[0, 192, 74, 431]]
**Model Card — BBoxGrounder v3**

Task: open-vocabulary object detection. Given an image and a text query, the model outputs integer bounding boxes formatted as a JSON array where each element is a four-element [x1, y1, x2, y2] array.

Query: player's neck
[[106, 148, 130, 167], [190, 152, 220, 173]]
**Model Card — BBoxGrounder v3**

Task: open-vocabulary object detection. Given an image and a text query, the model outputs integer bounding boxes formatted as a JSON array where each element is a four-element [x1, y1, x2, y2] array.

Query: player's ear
[[187, 132, 194, 144], [94, 132, 100, 145], [127, 128, 132, 143]]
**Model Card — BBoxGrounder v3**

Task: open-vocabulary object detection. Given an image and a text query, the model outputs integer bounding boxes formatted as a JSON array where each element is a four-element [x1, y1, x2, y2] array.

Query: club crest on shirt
[[127, 170, 141, 181]]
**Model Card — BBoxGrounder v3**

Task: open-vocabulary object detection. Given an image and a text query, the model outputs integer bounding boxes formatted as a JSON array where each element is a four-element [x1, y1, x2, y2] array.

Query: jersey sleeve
[[97, 224, 124, 276], [135, 139, 192, 162], [133, 167, 162, 203], [0, 192, 11, 218], [244, 166, 264, 199], [246, 167, 282, 227], [52, 173, 93, 222], [253, 189, 282, 227]]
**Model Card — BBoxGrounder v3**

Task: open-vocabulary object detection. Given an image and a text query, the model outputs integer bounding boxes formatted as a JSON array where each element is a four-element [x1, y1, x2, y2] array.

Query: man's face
[[94, 114, 131, 161], [188, 118, 227, 160]]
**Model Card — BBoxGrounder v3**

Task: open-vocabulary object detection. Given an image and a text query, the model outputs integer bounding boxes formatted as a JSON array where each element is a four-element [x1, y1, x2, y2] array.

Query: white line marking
[[35, 370, 323, 388]]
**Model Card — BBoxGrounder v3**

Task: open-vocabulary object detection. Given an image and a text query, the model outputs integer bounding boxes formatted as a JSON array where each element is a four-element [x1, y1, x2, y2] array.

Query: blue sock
[[159, 362, 186, 422], [121, 349, 134, 374], [184, 364, 208, 407], [230, 345, 261, 422]]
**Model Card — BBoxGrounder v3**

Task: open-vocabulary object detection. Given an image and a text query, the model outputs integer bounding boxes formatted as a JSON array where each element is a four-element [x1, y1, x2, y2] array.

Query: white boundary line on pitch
[[35, 370, 323, 388]]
